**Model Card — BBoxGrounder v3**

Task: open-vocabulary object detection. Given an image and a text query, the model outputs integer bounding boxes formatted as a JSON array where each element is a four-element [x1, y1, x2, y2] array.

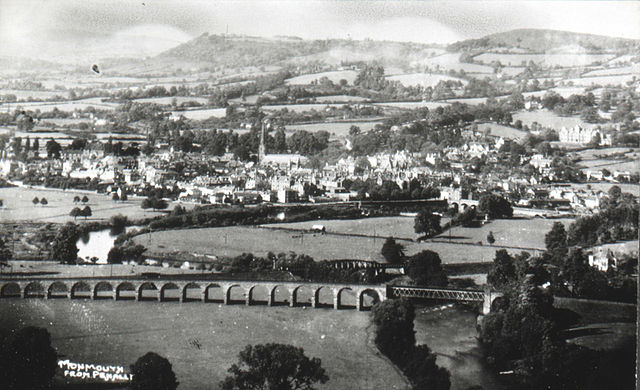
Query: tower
[[258, 120, 267, 163]]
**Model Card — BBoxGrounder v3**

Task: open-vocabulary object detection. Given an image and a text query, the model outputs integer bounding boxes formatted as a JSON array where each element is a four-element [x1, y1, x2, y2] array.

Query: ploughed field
[[0, 299, 408, 390], [134, 216, 573, 263]]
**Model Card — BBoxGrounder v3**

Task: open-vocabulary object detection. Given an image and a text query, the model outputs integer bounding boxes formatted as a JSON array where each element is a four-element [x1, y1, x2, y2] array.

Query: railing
[[389, 286, 485, 302]]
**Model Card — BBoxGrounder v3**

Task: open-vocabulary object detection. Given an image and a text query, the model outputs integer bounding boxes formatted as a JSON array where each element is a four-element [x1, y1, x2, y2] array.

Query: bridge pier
[[289, 289, 296, 307], [333, 292, 339, 310]]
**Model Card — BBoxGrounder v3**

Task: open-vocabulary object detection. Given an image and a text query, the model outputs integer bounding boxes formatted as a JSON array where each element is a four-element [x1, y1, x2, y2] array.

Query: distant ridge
[[448, 28, 640, 53]]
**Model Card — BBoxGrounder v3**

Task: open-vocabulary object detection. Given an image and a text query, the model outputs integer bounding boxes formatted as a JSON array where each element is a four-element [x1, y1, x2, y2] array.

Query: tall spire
[[259, 120, 266, 163]]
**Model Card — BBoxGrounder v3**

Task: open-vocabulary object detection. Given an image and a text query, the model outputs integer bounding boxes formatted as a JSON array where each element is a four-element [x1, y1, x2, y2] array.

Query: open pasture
[[285, 70, 358, 85], [0, 299, 407, 390], [313, 95, 370, 103], [0, 89, 68, 100], [133, 96, 209, 105], [563, 74, 637, 87], [171, 108, 227, 120], [264, 216, 419, 240], [435, 218, 575, 251], [0, 186, 166, 223], [474, 123, 527, 140], [385, 73, 466, 87], [372, 101, 450, 110], [512, 109, 595, 130], [284, 121, 383, 139], [262, 103, 350, 113], [582, 64, 640, 77], [474, 53, 615, 67], [417, 53, 493, 74]]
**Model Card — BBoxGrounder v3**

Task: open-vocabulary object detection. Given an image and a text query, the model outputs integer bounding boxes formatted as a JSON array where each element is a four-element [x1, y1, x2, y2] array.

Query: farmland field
[[313, 95, 370, 103], [582, 64, 640, 77], [474, 123, 527, 140], [0, 186, 167, 223], [285, 70, 358, 85], [284, 121, 384, 138], [0, 299, 408, 390], [512, 109, 595, 130], [563, 74, 637, 87], [0, 89, 68, 100], [419, 53, 493, 74], [474, 53, 615, 67], [262, 103, 351, 113], [372, 101, 450, 110], [171, 108, 227, 120], [133, 96, 209, 105], [385, 73, 467, 87], [264, 216, 419, 240]]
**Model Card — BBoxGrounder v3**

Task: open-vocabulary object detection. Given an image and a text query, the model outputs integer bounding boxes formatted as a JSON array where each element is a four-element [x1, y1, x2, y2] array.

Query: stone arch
[[358, 289, 381, 311], [336, 287, 356, 309], [182, 282, 202, 302], [25, 282, 46, 298], [93, 282, 114, 300], [292, 285, 314, 307], [138, 282, 158, 301], [247, 285, 270, 305], [115, 282, 136, 300], [70, 281, 91, 299], [314, 286, 333, 308], [0, 282, 21, 298], [204, 283, 223, 303], [159, 283, 180, 302], [47, 281, 69, 299], [270, 285, 289, 306], [225, 284, 245, 304]]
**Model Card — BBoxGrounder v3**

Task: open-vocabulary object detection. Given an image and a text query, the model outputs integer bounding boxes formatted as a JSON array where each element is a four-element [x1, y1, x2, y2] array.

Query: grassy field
[[372, 101, 450, 110], [284, 121, 383, 139], [133, 96, 210, 105], [474, 123, 527, 140], [436, 218, 575, 250], [474, 53, 615, 67], [262, 103, 348, 113], [285, 70, 359, 85], [582, 64, 640, 77], [564, 74, 637, 87], [385, 73, 466, 88], [135, 216, 568, 264], [420, 53, 493, 74], [0, 186, 166, 223], [171, 108, 227, 120], [313, 95, 370, 103], [512, 109, 595, 130], [0, 299, 408, 390], [0, 89, 68, 100]]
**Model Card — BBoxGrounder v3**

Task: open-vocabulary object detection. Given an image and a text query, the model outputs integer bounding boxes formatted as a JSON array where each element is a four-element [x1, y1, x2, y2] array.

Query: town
[[0, 2, 638, 390]]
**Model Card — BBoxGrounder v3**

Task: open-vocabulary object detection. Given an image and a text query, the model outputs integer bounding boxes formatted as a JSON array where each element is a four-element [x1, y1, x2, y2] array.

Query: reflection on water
[[76, 226, 140, 264], [414, 304, 504, 390]]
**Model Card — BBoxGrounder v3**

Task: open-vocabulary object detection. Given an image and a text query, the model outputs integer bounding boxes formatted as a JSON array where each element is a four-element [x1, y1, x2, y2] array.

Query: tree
[[32, 196, 39, 206], [487, 250, 517, 290], [51, 222, 79, 264], [404, 345, 451, 390], [81, 206, 92, 220], [544, 222, 568, 264], [487, 231, 495, 244], [381, 237, 404, 265], [69, 207, 82, 220], [81, 195, 89, 203], [0, 326, 57, 390], [405, 250, 448, 286], [478, 194, 513, 219], [39, 197, 48, 206], [45, 139, 61, 158], [129, 352, 178, 390], [414, 210, 442, 238], [372, 299, 416, 365], [221, 343, 328, 390], [0, 236, 12, 266], [73, 195, 80, 203], [112, 193, 120, 201]]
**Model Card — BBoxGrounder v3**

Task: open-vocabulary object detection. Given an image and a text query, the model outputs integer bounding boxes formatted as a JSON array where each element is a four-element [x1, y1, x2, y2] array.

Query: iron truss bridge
[[388, 286, 485, 302]]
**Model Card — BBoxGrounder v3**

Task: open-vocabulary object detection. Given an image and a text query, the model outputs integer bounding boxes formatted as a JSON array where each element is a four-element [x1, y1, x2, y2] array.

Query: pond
[[76, 226, 142, 264]]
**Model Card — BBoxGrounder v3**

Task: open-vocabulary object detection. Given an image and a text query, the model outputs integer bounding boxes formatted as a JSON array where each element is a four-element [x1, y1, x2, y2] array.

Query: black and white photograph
[[0, 1, 638, 389]]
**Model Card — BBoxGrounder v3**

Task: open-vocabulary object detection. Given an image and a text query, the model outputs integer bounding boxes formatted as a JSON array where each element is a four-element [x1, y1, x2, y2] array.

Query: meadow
[[0, 89, 68, 100], [0, 299, 408, 390], [512, 109, 595, 130], [474, 123, 527, 140], [564, 74, 637, 87], [582, 64, 640, 77], [133, 96, 210, 105], [284, 121, 384, 139], [385, 73, 467, 88], [285, 70, 359, 85], [420, 53, 493, 74], [0, 186, 166, 223], [474, 53, 615, 67], [171, 108, 227, 120]]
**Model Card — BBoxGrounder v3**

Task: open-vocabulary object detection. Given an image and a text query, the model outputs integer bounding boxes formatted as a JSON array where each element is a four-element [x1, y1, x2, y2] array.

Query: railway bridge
[[0, 278, 501, 313]]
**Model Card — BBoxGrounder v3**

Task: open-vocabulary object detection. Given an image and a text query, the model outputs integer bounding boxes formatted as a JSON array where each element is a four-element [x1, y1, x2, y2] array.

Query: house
[[588, 248, 617, 272]]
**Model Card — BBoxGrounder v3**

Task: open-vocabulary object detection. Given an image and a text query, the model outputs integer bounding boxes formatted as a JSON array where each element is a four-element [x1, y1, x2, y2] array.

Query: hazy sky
[[1, 0, 639, 63]]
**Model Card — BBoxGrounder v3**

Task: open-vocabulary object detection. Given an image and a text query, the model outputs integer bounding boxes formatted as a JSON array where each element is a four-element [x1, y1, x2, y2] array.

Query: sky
[[1, 0, 639, 63]]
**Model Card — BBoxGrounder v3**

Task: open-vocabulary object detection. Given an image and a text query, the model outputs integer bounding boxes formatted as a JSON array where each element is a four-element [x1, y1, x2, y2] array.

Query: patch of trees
[[404, 250, 448, 286], [381, 237, 404, 264], [221, 343, 328, 390], [107, 243, 147, 264], [51, 222, 80, 264], [414, 209, 442, 238], [129, 352, 178, 390], [477, 193, 513, 219], [481, 257, 636, 388], [343, 177, 440, 201], [0, 327, 58, 390], [141, 197, 169, 211], [372, 299, 451, 390], [21, 174, 101, 192]]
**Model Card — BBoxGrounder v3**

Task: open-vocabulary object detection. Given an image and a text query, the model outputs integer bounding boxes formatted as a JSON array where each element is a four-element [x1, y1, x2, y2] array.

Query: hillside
[[448, 29, 640, 53]]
